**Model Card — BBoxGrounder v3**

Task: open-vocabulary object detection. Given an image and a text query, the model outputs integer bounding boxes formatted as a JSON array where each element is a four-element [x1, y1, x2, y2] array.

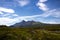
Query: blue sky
[[0, 0, 60, 26]]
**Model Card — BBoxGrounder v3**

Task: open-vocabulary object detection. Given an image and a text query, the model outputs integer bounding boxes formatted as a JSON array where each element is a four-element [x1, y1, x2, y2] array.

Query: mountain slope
[[10, 20, 60, 28]]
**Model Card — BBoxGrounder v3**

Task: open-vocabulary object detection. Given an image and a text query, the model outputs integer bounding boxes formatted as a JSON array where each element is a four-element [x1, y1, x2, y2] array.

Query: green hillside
[[0, 25, 60, 40]]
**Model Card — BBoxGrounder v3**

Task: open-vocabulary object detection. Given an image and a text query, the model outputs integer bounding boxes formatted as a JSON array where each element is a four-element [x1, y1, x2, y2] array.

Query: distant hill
[[10, 20, 43, 27], [10, 20, 60, 28]]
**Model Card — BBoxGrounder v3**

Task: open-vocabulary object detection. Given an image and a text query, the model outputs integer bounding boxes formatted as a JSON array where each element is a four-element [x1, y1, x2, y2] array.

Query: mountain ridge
[[10, 20, 60, 28]]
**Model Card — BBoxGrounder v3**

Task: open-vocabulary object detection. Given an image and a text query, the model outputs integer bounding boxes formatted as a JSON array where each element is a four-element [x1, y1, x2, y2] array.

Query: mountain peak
[[21, 20, 26, 22], [11, 20, 39, 27]]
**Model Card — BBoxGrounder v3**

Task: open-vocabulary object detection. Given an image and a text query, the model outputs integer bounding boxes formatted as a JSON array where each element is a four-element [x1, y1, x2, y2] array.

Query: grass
[[0, 27, 60, 40]]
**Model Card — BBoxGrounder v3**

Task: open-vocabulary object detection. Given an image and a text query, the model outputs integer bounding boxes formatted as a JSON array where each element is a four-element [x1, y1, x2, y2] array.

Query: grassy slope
[[0, 27, 60, 40]]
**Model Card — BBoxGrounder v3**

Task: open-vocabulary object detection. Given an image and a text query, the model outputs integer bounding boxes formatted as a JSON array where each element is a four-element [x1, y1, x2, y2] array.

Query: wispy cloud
[[36, 0, 49, 11], [0, 7, 15, 13], [0, 7, 60, 26], [0, 17, 17, 26], [40, 0, 47, 2], [0, 7, 19, 26], [0, 11, 4, 14], [16, 0, 30, 7], [17, 8, 60, 18], [15, 8, 60, 24], [41, 9, 60, 18], [0, 7, 18, 18]]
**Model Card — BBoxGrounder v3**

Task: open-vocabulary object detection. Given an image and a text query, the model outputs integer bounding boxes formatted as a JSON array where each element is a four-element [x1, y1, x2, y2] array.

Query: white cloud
[[40, 0, 47, 2], [36, 0, 49, 11], [0, 17, 16, 26], [16, 8, 60, 24], [41, 21, 60, 24], [0, 11, 4, 14], [0, 7, 19, 26], [50, 9, 60, 18], [17, 9, 60, 18], [0, 7, 60, 26], [2, 14, 10, 17], [12, 14, 19, 16], [0, 7, 18, 17], [41, 9, 60, 18], [0, 14, 20, 26], [16, 0, 29, 7], [0, 7, 15, 13], [37, 3, 49, 11]]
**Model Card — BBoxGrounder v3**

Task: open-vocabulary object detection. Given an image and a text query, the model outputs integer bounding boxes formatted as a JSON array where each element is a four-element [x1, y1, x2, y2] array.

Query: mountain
[[10, 20, 60, 28], [10, 20, 43, 27]]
